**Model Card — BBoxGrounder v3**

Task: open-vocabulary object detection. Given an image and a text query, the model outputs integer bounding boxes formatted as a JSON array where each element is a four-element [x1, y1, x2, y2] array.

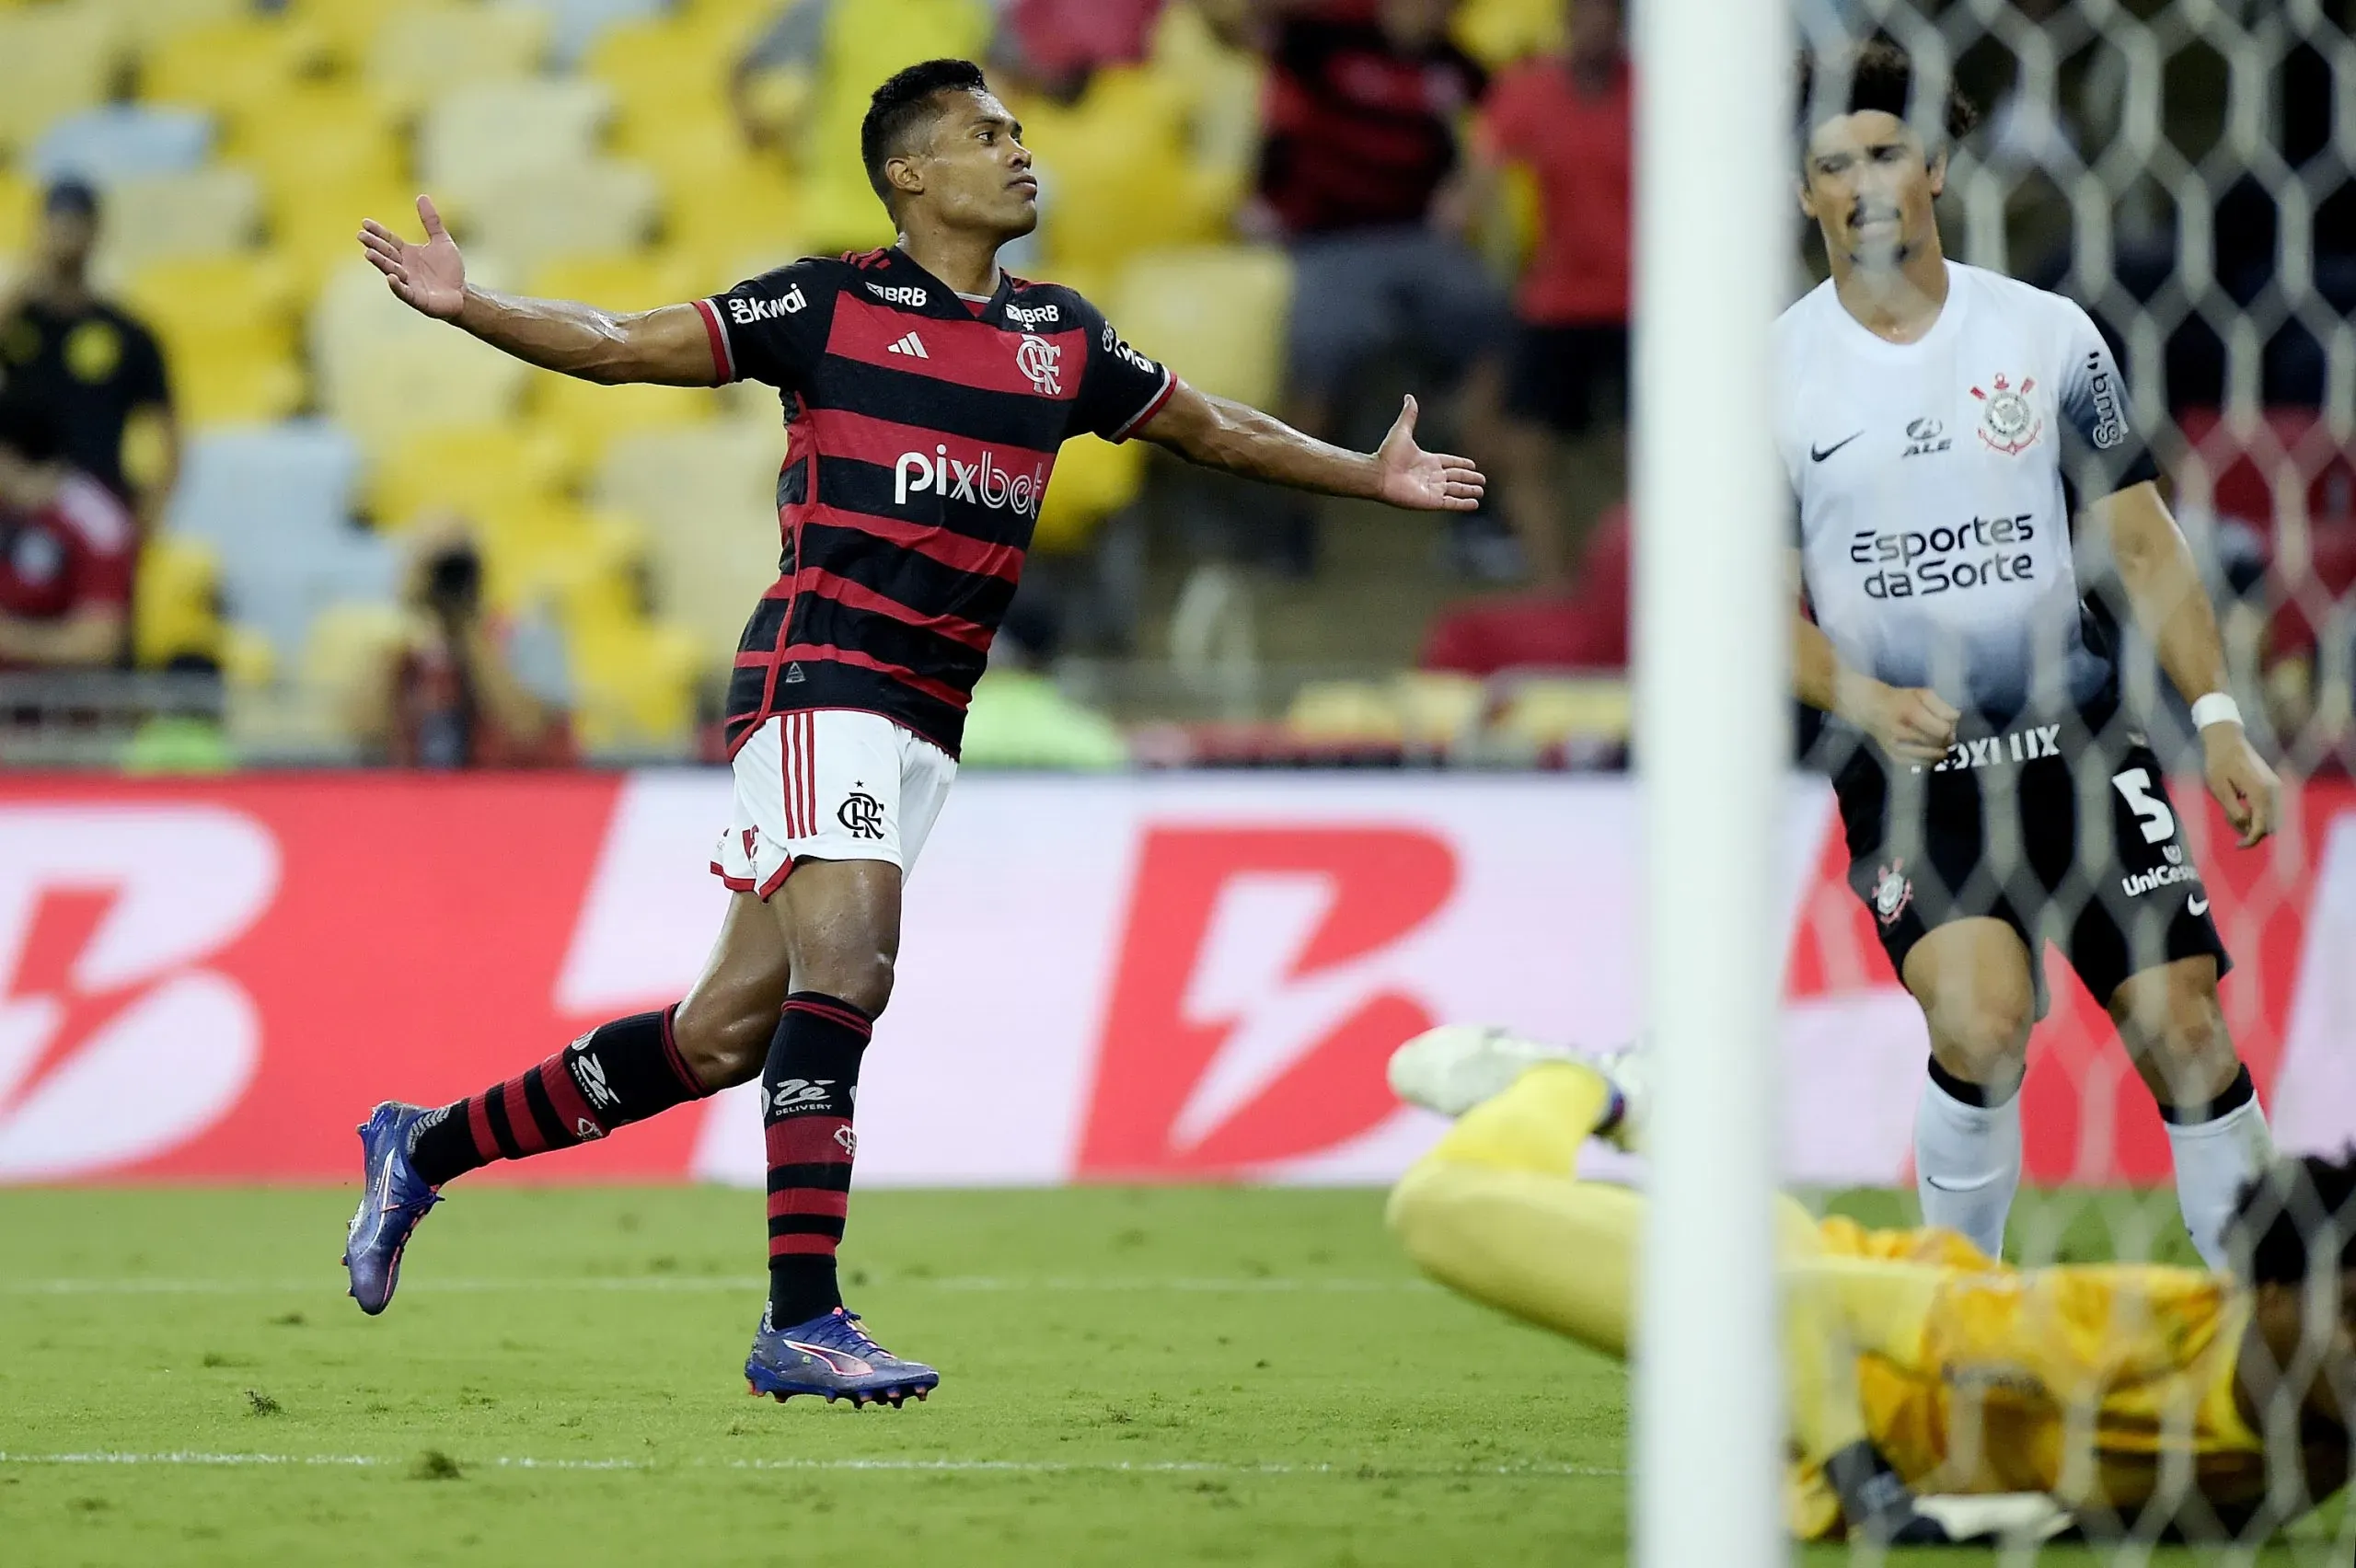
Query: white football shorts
[[710, 709, 958, 898]]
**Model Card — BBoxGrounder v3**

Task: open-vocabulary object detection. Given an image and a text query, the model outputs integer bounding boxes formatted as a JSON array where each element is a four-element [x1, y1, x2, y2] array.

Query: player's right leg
[[1897, 918, 2038, 1260], [342, 891, 792, 1314]]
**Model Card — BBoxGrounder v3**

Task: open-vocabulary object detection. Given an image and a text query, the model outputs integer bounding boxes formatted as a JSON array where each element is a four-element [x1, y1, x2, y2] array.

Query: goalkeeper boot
[[745, 1307, 940, 1409], [342, 1101, 442, 1316], [1390, 1026, 1647, 1152]]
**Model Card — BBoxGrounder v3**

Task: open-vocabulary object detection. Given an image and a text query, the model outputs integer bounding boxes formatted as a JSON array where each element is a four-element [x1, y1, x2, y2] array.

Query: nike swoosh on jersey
[[1811, 431, 1864, 462], [2189, 895, 2210, 916]]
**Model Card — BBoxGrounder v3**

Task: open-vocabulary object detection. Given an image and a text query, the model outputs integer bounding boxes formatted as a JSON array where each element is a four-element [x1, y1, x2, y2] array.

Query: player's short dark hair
[[2225, 1150, 2356, 1286], [861, 58, 991, 209], [1796, 38, 1981, 152]]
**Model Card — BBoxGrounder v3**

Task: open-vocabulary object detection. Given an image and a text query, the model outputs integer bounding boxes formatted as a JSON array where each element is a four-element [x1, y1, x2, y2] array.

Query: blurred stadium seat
[[93, 163, 263, 273], [514, 0, 671, 68], [364, 3, 552, 116], [1033, 435, 1144, 557], [1451, 0, 1564, 68], [122, 251, 306, 427], [364, 422, 572, 534], [29, 104, 213, 187], [133, 530, 225, 667], [85, 0, 252, 52], [1111, 246, 1292, 407], [417, 77, 613, 205], [1022, 66, 1236, 284], [138, 12, 335, 125], [594, 421, 785, 665], [460, 159, 663, 273], [531, 371, 721, 477], [0, 4, 124, 159]]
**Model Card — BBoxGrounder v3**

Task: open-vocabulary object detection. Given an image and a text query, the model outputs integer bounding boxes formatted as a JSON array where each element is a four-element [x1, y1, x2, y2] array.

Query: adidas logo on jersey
[[887, 332, 930, 359]]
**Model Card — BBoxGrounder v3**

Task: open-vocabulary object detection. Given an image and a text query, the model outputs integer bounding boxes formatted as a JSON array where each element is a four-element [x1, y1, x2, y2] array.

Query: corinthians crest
[[1870, 859, 1913, 927], [1969, 373, 2042, 455]]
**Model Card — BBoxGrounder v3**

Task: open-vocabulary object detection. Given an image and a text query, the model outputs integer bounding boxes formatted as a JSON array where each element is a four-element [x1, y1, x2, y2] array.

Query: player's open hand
[[359, 196, 467, 321], [1373, 397, 1486, 513], [1852, 679, 1960, 766], [2201, 723, 2279, 847]]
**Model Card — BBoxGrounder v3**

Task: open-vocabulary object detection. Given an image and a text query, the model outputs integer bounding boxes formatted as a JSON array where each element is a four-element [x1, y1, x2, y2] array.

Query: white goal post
[[1632, 0, 1793, 1565]]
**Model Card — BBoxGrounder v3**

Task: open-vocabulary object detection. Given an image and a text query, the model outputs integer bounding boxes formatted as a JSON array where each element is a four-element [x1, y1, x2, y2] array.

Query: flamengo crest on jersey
[[1775, 261, 2153, 726], [693, 248, 1176, 758]]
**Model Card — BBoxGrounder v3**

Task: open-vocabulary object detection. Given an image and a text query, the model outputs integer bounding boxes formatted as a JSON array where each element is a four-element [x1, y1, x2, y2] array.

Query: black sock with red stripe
[[405, 1008, 709, 1187], [762, 992, 872, 1329]]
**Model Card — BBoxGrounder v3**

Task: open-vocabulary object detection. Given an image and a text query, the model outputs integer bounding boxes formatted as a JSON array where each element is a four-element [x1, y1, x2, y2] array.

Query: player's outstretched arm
[[2094, 479, 2279, 846], [358, 196, 718, 387], [1135, 383, 1485, 513]]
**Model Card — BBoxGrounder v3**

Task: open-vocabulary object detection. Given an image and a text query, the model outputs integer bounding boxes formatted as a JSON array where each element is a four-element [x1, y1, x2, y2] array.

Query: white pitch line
[[0, 1451, 1623, 1480], [0, 1276, 1436, 1297]]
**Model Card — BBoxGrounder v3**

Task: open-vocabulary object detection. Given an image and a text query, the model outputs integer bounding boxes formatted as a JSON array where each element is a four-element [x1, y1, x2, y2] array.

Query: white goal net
[[1746, 0, 2356, 1561]]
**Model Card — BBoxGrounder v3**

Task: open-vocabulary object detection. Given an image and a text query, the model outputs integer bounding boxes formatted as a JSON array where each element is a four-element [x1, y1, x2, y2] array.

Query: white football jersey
[[1776, 260, 2144, 725]]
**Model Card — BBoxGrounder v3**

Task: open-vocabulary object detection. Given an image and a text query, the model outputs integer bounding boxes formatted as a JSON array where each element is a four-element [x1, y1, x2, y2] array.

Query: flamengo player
[[340, 59, 1485, 1405], [1785, 42, 2278, 1268]]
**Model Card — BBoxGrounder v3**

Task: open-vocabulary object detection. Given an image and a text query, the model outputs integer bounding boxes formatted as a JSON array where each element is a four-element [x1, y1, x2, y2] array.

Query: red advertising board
[[0, 772, 2348, 1186]]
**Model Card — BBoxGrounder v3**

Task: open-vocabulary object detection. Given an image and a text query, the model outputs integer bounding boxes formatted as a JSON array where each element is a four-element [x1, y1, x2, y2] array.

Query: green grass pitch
[[0, 1185, 2333, 1564]]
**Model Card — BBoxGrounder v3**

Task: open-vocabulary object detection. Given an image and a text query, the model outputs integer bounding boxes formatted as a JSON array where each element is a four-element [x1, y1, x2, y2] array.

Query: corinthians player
[[1783, 42, 2279, 1268]]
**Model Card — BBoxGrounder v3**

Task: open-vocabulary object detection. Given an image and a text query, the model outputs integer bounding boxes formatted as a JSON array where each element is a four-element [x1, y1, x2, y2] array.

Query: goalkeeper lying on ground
[[1384, 1027, 2353, 1546]]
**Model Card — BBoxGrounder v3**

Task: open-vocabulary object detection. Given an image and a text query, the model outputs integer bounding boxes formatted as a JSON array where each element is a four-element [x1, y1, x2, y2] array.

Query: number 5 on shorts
[[2111, 767, 2178, 844]]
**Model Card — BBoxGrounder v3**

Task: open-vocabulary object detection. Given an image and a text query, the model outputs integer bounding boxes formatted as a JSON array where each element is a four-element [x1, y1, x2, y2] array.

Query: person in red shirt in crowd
[[999, 0, 1169, 97], [1209, 0, 1511, 572], [372, 518, 573, 769], [1472, 0, 1630, 586], [0, 405, 133, 671]]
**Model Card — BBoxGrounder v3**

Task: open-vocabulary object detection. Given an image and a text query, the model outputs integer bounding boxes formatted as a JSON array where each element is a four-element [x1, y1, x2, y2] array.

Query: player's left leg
[[740, 711, 953, 1407], [2110, 956, 2269, 1269], [2063, 744, 2269, 1269]]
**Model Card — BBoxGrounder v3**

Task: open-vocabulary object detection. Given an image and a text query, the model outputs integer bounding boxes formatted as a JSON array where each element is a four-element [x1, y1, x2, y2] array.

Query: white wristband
[[2190, 693, 2243, 732]]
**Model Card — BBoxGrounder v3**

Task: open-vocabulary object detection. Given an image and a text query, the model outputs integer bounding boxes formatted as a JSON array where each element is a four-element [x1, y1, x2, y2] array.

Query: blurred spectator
[[998, 0, 1170, 98], [1470, 0, 1628, 587], [0, 181, 179, 531], [0, 408, 134, 671], [1209, 0, 1511, 573], [364, 520, 575, 769], [960, 597, 1130, 769], [1418, 502, 1629, 674]]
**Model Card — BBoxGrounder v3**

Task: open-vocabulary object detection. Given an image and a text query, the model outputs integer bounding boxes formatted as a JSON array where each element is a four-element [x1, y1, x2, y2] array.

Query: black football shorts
[[1834, 720, 2231, 1016]]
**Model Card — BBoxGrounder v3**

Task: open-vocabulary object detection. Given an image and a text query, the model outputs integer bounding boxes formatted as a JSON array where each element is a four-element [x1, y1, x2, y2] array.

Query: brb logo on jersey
[[895, 444, 1047, 519], [1970, 373, 2042, 455], [1016, 334, 1062, 396], [1005, 302, 1060, 329]]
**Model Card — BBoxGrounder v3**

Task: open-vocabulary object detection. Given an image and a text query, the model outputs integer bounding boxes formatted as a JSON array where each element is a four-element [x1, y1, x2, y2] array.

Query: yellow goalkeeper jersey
[[1790, 1217, 2266, 1539]]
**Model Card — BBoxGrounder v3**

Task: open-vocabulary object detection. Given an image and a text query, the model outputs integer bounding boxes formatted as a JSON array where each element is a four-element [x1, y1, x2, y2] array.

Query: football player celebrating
[[341, 59, 1484, 1407]]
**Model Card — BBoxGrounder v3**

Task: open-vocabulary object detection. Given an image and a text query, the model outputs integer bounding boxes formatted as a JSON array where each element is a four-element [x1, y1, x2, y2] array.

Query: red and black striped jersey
[[691, 246, 1176, 757]]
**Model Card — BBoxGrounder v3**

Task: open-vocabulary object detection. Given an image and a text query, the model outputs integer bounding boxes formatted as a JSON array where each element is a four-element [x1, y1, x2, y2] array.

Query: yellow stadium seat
[[87, 0, 248, 56], [1110, 246, 1293, 408], [225, 82, 404, 208], [1493, 676, 1633, 752], [470, 497, 643, 612], [0, 167, 34, 257], [1149, 0, 1265, 185], [92, 165, 264, 273], [134, 532, 224, 667], [1453, 0, 1565, 68], [364, 422, 572, 533], [138, 14, 333, 125], [456, 159, 663, 274], [529, 371, 722, 476], [610, 106, 745, 190], [1286, 680, 1404, 744], [0, 4, 124, 156], [219, 621, 277, 687], [123, 253, 309, 425], [364, 3, 549, 117], [585, 12, 733, 125], [664, 151, 804, 283], [594, 421, 785, 664], [529, 249, 706, 313], [1033, 434, 1144, 557], [274, 179, 419, 297], [415, 77, 613, 206], [1394, 671, 1487, 748], [1023, 67, 1237, 280], [323, 335, 535, 464], [567, 605, 703, 752], [298, 598, 406, 741]]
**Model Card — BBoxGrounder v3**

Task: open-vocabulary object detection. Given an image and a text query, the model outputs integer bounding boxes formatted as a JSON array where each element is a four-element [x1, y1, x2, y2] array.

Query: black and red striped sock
[[762, 992, 872, 1329], [406, 1008, 709, 1187]]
